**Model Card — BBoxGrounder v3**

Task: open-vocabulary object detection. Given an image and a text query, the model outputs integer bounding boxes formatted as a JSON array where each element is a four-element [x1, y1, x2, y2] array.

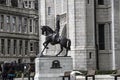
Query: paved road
[[14, 78, 34, 80]]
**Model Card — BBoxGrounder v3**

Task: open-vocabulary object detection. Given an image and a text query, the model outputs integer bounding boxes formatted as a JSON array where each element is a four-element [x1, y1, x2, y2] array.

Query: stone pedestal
[[34, 56, 73, 80]]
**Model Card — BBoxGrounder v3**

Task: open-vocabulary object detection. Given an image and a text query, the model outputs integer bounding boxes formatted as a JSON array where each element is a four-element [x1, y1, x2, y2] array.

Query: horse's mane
[[43, 26, 54, 33]]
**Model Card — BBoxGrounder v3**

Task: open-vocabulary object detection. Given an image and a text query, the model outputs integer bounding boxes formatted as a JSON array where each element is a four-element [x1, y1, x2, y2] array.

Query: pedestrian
[[2, 71, 7, 80]]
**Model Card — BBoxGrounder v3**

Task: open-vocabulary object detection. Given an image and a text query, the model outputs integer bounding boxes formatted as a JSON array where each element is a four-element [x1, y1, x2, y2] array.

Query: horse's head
[[41, 26, 46, 35], [41, 26, 54, 36]]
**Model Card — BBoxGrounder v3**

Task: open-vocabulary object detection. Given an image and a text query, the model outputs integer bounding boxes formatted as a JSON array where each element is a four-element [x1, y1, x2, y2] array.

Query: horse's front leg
[[40, 41, 49, 56], [56, 46, 63, 56], [43, 42, 49, 49]]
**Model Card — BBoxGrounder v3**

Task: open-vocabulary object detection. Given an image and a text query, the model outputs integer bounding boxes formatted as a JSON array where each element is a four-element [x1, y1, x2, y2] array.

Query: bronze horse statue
[[40, 15, 71, 57]]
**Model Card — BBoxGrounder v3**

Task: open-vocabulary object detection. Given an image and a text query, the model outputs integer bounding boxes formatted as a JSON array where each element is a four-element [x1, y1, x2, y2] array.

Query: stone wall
[[76, 75, 120, 80]]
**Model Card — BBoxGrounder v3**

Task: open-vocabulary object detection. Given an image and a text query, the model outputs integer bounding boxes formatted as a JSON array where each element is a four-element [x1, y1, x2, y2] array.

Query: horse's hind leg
[[56, 46, 63, 56], [64, 49, 68, 57]]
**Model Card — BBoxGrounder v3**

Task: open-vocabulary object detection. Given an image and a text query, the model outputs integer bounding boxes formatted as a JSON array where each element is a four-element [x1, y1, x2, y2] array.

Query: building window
[[6, 16, 10, 31], [12, 17, 16, 31], [87, 0, 89, 4], [24, 18, 27, 33], [25, 41, 28, 55], [35, 0, 38, 10], [11, 0, 18, 7], [8, 39, 10, 54], [14, 40, 17, 54], [30, 42, 34, 51], [18, 17, 22, 32], [29, 1, 32, 8], [30, 19, 33, 32], [24, 1, 28, 8], [0, 0, 6, 5], [35, 20, 38, 33], [89, 52, 92, 59], [1, 39, 5, 54], [98, 24, 105, 50], [0, 15, 4, 30], [19, 40, 22, 54], [48, 7, 51, 15], [98, 0, 104, 5]]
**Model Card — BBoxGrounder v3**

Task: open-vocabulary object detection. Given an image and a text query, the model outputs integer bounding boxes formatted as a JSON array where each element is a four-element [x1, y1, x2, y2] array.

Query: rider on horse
[[52, 15, 60, 44]]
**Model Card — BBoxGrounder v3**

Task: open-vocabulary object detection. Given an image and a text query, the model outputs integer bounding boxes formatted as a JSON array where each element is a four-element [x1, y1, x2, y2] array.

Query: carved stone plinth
[[34, 56, 73, 80]]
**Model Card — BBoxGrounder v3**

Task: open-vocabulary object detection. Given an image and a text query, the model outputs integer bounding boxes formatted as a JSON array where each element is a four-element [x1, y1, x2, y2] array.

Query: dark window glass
[[0, 0, 6, 5], [30, 19, 32, 32], [98, 24, 105, 50], [48, 7, 51, 15], [35, 0, 38, 10], [1, 39, 4, 54], [0, 15, 4, 29], [25, 41, 28, 55], [98, 0, 104, 5], [88, 0, 89, 4], [89, 52, 92, 59], [8, 39, 10, 54], [14, 40, 17, 54], [19, 40, 22, 54], [24, 18, 27, 32], [30, 43, 33, 51], [11, 0, 18, 7]]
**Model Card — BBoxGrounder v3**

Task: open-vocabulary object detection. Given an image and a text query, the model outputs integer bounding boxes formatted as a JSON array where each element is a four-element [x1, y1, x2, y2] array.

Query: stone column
[[111, 0, 116, 70], [38, 0, 46, 55], [68, 0, 76, 68]]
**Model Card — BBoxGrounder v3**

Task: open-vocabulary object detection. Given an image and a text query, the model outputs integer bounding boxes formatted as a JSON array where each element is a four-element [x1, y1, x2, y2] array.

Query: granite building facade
[[39, 0, 120, 70], [0, 0, 39, 64]]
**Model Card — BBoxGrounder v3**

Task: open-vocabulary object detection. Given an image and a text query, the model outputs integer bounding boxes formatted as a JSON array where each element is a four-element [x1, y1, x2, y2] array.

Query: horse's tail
[[67, 39, 71, 50]]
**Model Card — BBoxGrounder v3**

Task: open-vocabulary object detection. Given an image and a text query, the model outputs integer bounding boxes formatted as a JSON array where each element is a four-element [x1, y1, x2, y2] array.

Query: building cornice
[[0, 5, 38, 17]]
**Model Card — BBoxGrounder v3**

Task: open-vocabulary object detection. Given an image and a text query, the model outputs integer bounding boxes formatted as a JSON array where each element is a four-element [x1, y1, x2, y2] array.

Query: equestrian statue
[[40, 15, 71, 57]]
